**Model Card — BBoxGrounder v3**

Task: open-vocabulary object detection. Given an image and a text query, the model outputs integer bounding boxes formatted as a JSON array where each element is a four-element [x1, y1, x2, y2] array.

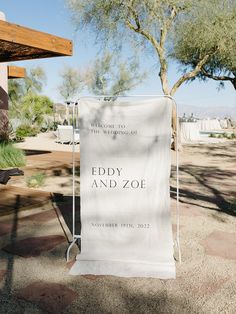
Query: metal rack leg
[[66, 236, 81, 262]]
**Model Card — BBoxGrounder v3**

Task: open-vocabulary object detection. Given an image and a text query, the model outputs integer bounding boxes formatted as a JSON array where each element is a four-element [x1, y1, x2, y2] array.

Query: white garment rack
[[66, 95, 181, 263]]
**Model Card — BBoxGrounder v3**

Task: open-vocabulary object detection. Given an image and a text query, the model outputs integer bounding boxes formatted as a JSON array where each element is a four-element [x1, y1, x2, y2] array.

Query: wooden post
[[171, 101, 181, 151], [171, 101, 176, 150], [0, 11, 8, 142]]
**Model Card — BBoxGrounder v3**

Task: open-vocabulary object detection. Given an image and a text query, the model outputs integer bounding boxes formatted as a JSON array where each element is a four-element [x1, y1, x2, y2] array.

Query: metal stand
[[66, 101, 81, 262], [66, 95, 181, 263]]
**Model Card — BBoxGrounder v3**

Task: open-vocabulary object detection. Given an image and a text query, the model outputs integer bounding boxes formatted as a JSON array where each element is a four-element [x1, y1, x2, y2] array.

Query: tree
[[84, 53, 146, 95], [58, 66, 83, 101], [8, 80, 23, 104], [8, 80, 24, 118], [8, 66, 53, 132], [173, 0, 236, 90], [67, 0, 212, 96], [67, 0, 236, 93], [58, 54, 146, 100], [20, 94, 53, 126], [65, 1, 197, 150], [24, 66, 46, 94], [8, 66, 46, 118]]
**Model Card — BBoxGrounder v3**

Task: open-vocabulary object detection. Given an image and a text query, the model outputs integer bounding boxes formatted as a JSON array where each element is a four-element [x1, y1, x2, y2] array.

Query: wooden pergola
[[0, 18, 73, 134], [8, 66, 26, 79], [0, 19, 73, 62]]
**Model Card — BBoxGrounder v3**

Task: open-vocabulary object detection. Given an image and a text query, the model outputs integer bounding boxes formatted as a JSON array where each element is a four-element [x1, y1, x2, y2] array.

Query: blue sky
[[1, 0, 235, 110]]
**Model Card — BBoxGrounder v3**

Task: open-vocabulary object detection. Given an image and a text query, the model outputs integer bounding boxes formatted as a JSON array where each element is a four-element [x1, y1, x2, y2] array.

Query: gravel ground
[[0, 141, 235, 314]]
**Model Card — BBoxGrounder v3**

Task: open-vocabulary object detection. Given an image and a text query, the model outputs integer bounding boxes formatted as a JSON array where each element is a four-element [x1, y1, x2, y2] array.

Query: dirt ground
[[0, 141, 235, 313]]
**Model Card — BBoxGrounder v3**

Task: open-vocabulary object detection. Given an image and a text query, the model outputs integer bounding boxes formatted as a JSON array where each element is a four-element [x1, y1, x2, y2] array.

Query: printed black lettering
[[123, 180, 130, 188]]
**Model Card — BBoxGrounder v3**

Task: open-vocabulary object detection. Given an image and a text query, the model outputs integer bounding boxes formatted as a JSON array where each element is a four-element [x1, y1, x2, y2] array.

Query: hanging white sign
[[70, 97, 176, 278]]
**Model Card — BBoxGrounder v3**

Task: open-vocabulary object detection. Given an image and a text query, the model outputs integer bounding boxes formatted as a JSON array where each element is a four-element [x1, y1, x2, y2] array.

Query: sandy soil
[[0, 140, 235, 313], [15, 131, 80, 153]]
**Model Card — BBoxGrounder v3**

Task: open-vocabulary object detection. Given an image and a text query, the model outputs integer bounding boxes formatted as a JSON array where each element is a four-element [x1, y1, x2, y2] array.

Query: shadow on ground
[[171, 143, 236, 217], [53, 194, 81, 237]]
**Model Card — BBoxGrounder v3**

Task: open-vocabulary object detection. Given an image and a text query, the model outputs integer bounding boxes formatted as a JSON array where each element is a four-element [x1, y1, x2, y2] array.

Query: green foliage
[[57, 53, 146, 99], [0, 125, 11, 144], [210, 132, 236, 139], [26, 172, 46, 188], [67, 0, 236, 94], [173, 0, 236, 88], [8, 66, 48, 121], [84, 53, 147, 95], [225, 133, 236, 140], [24, 67, 46, 94], [15, 124, 39, 140], [209, 133, 217, 138], [20, 93, 53, 126], [58, 66, 83, 100], [0, 143, 26, 169], [231, 133, 236, 139], [66, 0, 196, 94], [0, 130, 9, 144], [67, 0, 191, 48], [8, 80, 24, 103]]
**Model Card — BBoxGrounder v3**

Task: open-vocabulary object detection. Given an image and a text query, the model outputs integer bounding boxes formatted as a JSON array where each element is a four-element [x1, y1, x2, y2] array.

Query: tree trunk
[[171, 101, 179, 151]]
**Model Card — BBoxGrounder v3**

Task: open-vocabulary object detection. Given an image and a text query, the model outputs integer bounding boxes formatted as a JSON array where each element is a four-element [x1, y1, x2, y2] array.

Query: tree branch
[[166, 6, 178, 30], [126, 19, 170, 93], [201, 68, 236, 90], [126, 2, 141, 30], [126, 20, 161, 52], [170, 55, 210, 96], [112, 80, 141, 96], [126, 3, 182, 95], [202, 67, 234, 82]]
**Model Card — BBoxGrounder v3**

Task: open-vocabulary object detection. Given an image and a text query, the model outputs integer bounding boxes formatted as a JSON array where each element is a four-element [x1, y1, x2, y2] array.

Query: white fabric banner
[[70, 97, 176, 278]]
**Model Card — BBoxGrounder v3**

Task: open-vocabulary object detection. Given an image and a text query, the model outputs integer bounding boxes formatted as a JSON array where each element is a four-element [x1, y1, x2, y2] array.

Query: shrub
[[209, 133, 216, 138], [0, 125, 15, 144], [21, 94, 53, 127], [15, 124, 39, 140], [0, 130, 9, 144], [26, 172, 46, 188], [228, 133, 236, 139], [0, 143, 26, 169]]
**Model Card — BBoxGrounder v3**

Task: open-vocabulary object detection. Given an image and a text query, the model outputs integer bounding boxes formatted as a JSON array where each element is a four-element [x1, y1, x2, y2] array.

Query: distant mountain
[[178, 104, 236, 119]]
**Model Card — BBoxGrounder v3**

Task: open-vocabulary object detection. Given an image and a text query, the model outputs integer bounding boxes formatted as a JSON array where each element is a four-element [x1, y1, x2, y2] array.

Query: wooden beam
[[0, 20, 73, 62], [8, 65, 25, 79]]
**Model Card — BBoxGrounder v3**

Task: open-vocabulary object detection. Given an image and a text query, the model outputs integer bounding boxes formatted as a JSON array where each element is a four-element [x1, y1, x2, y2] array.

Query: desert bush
[[0, 130, 10, 144], [209, 133, 217, 138], [215, 132, 236, 139], [228, 133, 236, 139], [21, 94, 53, 127], [15, 124, 39, 140], [0, 143, 26, 169], [26, 172, 46, 188], [231, 133, 236, 139]]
